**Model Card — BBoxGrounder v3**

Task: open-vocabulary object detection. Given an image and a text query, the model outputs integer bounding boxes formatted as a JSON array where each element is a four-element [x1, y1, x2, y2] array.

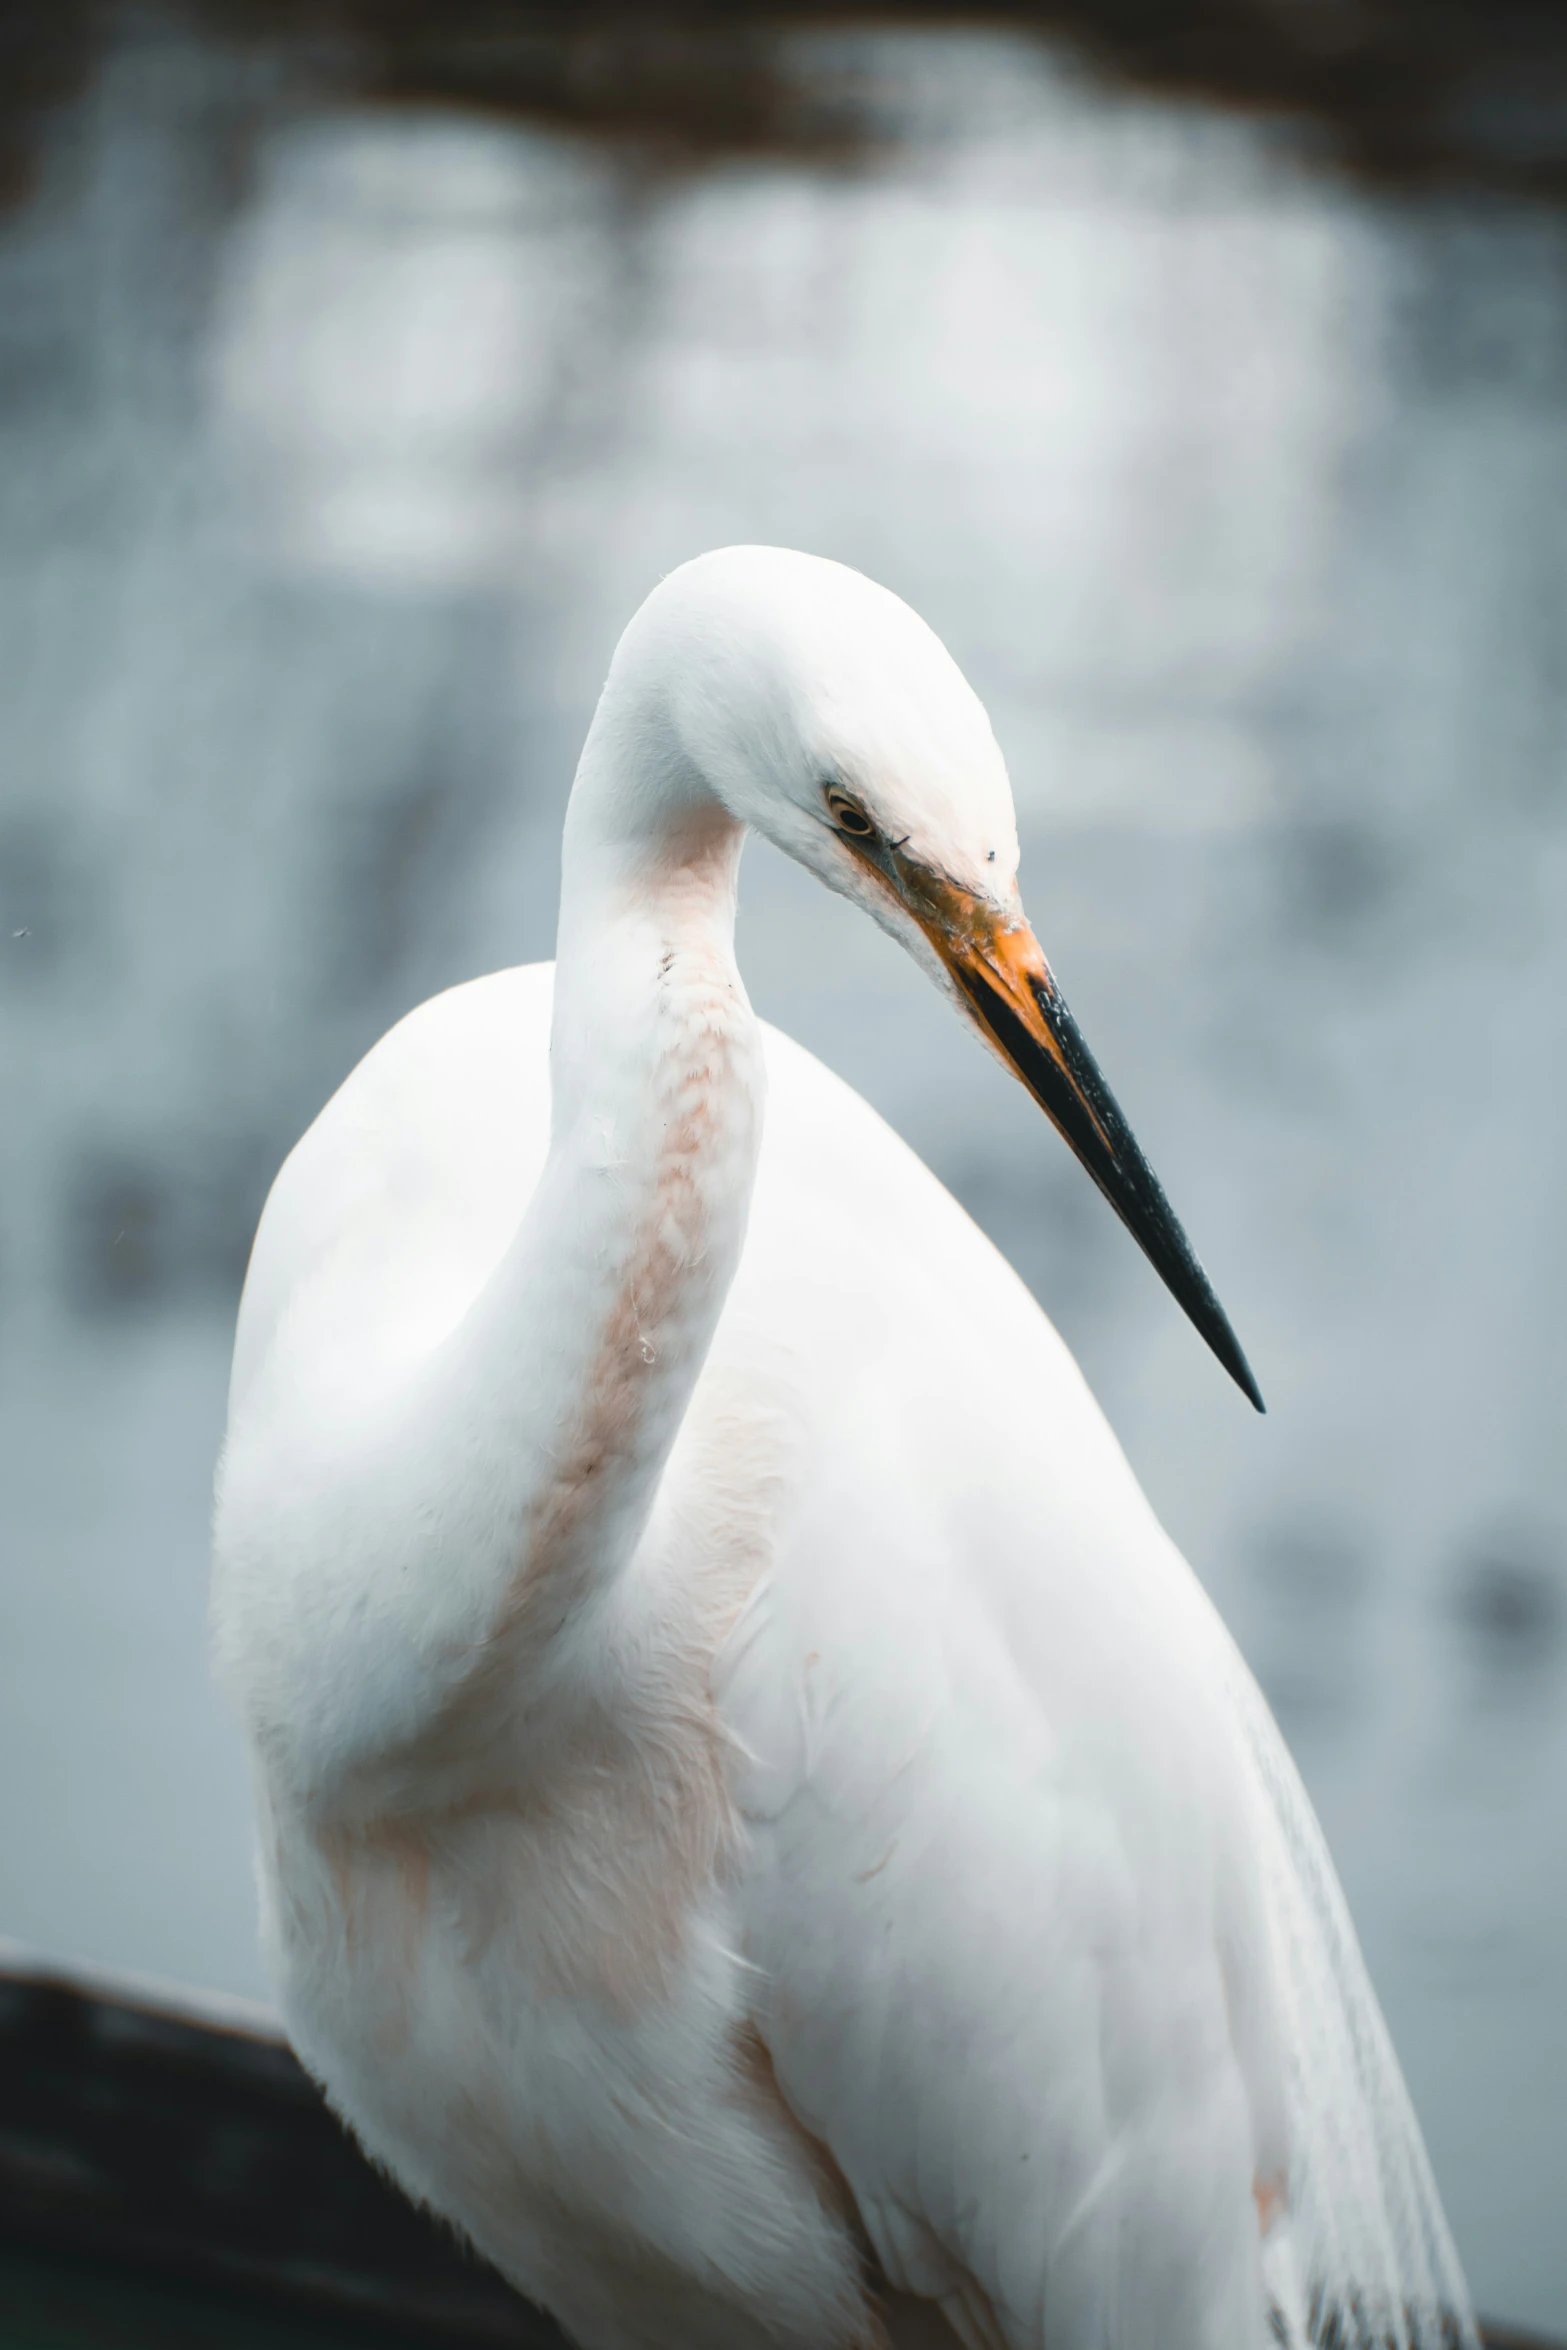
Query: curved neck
[[443, 693, 762, 1680], [222, 675, 764, 1819]]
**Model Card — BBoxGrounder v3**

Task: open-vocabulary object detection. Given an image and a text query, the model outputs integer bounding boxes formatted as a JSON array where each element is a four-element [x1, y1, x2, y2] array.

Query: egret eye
[[825, 788, 876, 839]]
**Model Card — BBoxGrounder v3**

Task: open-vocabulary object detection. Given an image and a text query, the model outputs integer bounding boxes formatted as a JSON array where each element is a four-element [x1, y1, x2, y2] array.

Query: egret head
[[623, 546, 1263, 1411]]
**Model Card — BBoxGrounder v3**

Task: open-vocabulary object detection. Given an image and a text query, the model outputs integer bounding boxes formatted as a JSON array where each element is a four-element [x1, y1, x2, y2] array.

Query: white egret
[[213, 548, 1473, 2350]]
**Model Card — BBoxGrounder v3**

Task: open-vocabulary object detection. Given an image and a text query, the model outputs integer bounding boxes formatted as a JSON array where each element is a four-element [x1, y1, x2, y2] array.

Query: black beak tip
[[1206, 1306, 1265, 1414], [964, 958, 1268, 1415]]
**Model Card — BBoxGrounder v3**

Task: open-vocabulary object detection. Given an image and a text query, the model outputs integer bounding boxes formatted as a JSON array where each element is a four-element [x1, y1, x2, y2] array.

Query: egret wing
[[716, 1027, 1476, 2350]]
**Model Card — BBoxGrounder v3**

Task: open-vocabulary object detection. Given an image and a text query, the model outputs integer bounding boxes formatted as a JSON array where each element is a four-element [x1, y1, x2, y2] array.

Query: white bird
[[213, 548, 1474, 2350]]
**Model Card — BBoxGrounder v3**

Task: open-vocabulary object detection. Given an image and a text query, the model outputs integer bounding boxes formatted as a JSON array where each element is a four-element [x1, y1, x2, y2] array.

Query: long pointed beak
[[892, 865, 1264, 1411]]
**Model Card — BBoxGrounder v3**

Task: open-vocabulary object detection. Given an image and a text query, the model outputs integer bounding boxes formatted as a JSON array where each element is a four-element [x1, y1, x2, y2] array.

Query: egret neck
[[504, 709, 762, 1640], [247, 693, 761, 1820]]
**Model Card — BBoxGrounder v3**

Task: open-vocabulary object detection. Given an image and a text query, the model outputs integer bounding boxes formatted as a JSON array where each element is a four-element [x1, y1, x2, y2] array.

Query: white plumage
[[213, 548, 1474, 2350]]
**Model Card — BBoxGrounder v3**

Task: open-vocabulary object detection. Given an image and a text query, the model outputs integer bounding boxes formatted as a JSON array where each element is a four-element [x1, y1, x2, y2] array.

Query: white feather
[[212, 549, 1475, 2350]]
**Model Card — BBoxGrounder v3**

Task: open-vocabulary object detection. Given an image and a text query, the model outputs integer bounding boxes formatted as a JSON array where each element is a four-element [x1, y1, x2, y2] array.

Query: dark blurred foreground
[[0, 1955, 559, 2347], [0, 1957, 1560, 2350]]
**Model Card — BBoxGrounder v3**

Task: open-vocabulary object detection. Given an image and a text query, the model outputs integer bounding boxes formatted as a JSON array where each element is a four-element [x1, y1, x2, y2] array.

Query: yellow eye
[[825, 788, 875, 839]]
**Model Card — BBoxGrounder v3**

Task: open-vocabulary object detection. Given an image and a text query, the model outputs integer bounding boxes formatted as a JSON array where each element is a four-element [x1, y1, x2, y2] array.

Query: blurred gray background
[[0, 3, 1564, 2332]]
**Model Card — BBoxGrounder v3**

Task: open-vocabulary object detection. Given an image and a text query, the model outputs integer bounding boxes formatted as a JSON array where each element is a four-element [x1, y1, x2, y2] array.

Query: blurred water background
[[0, 3, 1564, 2331]]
